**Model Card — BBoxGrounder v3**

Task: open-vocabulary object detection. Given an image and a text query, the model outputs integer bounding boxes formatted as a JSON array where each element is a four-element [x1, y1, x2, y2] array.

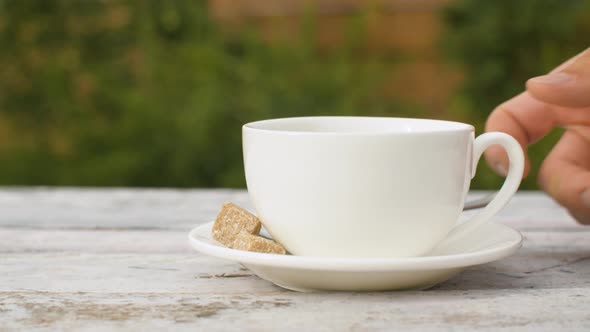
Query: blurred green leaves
[[1, 0, 588, 189], [0, 0, 409, 187], [443, 0, 590, 190]]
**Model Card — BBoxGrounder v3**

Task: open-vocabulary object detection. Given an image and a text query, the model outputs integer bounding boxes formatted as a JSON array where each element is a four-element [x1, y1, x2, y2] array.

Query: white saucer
[[188, 222, 522, 292]]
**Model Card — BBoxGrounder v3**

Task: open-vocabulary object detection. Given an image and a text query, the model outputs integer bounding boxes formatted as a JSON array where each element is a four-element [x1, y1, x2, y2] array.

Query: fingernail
[[494, 163, 507, 177], [581, 189, 590, 208], [529, 72, 574, 85]]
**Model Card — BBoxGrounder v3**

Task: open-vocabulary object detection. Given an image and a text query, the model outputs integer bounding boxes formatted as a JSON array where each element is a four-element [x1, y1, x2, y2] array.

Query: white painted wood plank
[[0, 229, 192, 254], [1, 230, 589, 293], [0, 188, 582, 231], [2, 289, 589, 331], [0, 253, 276, 294], [0, 188, 588, 330], [0, 188, 250, 230], [464, 192, 584, 231], [1, 227, 589, 255]]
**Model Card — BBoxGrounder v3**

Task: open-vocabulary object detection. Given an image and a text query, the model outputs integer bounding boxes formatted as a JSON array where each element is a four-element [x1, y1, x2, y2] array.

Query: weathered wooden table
[[1, 189, 589, 331]]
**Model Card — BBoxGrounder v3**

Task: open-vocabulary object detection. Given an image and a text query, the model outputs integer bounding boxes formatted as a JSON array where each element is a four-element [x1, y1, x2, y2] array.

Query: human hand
[[485, 48, 590, 223]]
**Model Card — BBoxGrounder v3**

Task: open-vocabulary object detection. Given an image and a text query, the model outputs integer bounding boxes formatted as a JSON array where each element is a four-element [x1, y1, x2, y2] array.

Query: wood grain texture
[[1, 232, 589, 293], [1, 189, 589, 331], [3, 289, 590, 332], [0, 188, 582, 230]]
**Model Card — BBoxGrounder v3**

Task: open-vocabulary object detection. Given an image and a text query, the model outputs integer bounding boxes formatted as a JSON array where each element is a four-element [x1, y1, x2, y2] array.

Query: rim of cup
[[243, 116, 475, 136]]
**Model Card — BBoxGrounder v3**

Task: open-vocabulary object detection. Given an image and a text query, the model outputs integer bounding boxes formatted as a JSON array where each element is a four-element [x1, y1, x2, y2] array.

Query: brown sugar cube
[[232, 231, 287, 255], [212, 202, 261, 246]]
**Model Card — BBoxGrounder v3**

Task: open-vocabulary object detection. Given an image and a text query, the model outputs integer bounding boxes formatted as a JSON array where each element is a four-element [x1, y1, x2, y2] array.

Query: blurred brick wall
[[208, 0, 462, 116]]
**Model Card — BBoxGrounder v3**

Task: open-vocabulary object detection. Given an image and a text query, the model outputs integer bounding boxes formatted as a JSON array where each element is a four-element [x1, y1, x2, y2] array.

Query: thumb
[[527, 48, 590, 108]]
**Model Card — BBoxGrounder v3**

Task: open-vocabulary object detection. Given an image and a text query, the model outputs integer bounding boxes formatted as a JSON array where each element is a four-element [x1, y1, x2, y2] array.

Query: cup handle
[[438, 132, 524, 247]]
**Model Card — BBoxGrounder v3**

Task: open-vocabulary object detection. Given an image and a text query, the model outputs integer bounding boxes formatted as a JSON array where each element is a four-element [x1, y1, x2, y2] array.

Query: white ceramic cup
[[243, 117, 524, 258]]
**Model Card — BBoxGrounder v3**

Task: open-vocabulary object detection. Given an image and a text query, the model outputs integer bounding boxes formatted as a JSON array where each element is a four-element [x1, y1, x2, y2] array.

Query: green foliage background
[[443, 0, 590, 189], [0, 0, 588, 188]]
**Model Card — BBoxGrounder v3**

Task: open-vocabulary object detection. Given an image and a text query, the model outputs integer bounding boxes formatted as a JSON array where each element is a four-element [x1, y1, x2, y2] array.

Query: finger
[[527, 48, 590, 108], [484, 92, 557, 176], [552, 105, 590, 126], [568, 209, 590, 225], [567, 210, 590, 225], [537, 128, 590, 224]]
